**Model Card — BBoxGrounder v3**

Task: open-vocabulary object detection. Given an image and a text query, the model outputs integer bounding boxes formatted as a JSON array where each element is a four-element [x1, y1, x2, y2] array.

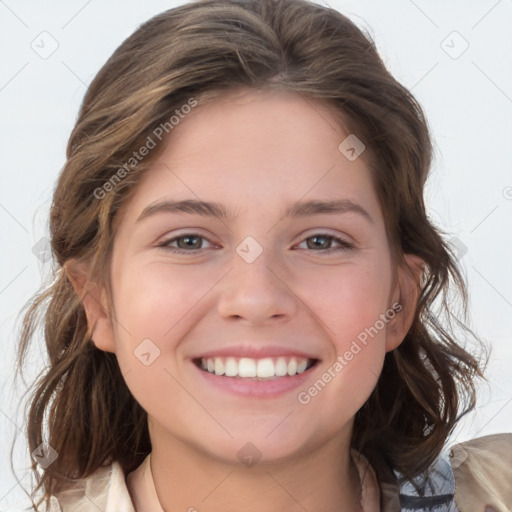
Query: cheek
[[113, 260, 216, 341], [296, 260, 393, 342], [109, 262, 211, 418], [293, 259, 393, 405]]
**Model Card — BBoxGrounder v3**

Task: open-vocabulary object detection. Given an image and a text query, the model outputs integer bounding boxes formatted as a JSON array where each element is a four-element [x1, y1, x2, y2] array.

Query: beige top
[[125, 455, 162, 512], [47, 433, 512, 512], [126, 449, 381, 512]]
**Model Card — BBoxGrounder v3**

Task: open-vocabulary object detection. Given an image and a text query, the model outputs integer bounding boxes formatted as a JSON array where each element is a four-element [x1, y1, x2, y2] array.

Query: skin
[[70, 88, 423, 511]]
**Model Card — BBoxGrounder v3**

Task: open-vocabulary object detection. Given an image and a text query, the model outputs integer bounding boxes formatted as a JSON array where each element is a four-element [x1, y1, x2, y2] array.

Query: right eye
[[158, 233, 216, 254]]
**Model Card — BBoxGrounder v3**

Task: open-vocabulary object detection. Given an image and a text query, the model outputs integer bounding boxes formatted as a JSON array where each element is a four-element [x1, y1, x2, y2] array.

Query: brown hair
[[17, 0, 486, 506]]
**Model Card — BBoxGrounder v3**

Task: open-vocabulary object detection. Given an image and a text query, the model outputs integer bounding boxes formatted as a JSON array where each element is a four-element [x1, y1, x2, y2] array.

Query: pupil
[[309, 235, 330, 249], [180, 235, 200, 249]]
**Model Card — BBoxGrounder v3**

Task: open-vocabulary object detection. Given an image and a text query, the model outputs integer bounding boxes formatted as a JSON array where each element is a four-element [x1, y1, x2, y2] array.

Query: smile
[[194, 356, 318, 380]]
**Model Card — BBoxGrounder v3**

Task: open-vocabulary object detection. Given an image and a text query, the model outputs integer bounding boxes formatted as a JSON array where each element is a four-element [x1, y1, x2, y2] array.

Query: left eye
[[296, 234, 354, 254], [159, 233, 353, 255]]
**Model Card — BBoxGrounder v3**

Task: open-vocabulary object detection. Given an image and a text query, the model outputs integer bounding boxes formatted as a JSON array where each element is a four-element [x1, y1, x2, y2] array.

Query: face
[[89, 88, 416, 466]]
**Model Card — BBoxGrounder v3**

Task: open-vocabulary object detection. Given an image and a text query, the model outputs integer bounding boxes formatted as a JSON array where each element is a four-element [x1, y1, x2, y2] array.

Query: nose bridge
[[216, 236, 297, 323]]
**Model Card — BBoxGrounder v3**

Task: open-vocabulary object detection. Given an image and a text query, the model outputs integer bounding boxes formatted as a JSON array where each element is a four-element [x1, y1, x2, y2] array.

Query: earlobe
[[63, 260, 116, 353], [385, 253, 425, 352]]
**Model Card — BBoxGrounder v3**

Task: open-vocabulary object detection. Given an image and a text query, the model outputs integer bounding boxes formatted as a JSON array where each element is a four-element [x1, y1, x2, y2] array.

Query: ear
[[64, 260, 116, 353], [385, 253, 425, 352]]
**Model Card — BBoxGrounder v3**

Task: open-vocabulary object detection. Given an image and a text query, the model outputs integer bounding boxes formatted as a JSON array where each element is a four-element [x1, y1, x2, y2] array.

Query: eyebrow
[[136, 198, 374, 223]]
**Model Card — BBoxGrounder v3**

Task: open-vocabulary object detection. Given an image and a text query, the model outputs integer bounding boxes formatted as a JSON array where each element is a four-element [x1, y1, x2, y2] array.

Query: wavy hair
[[17, 0, 486, 506]]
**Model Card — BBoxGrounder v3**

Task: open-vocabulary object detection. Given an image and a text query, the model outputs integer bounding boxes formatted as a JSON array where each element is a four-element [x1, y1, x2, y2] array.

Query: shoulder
[[450, 432, 512, 512], [376, 433, 512, 511], [44, 461, 135, 512]]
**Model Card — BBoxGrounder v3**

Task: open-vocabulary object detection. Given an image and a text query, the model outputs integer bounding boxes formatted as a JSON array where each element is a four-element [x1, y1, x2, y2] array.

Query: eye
[[296, 233, 354, 254], [158, 232, 354, 255], [158, 233, 215, 254]]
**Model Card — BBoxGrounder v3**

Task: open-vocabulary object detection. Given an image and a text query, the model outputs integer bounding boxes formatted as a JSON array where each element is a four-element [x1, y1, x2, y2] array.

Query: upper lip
[[192, 344, 320, 360]]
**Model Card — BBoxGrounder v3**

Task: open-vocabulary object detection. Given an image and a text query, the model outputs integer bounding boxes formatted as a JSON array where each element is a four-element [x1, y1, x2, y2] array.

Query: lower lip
[[192, 361, 319, 398]]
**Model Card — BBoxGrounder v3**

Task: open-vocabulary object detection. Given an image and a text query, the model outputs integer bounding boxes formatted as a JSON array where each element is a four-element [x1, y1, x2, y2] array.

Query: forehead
[[119, 88, 380, 223]]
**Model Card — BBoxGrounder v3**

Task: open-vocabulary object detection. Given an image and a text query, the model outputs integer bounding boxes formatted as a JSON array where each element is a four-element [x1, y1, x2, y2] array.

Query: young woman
[[18, 0, 512, 510]]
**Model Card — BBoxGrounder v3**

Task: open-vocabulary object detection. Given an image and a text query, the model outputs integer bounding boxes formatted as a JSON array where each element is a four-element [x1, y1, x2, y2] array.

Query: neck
[[148, 423, 363, 512]]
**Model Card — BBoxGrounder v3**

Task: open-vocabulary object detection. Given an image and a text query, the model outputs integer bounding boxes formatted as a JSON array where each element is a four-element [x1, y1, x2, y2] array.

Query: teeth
[[225, 357, 238, 377], [276, 358, 288, 377], [297, 359, 308, 373], [239, 358, 257, 377], [214, 358, 224, 376], [199, 356, 313, 379], [257, 358, 274, 378]]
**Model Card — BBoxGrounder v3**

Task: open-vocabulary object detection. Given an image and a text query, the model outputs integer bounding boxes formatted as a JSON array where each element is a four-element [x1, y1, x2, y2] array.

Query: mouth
[[192, 356, 320, 381]]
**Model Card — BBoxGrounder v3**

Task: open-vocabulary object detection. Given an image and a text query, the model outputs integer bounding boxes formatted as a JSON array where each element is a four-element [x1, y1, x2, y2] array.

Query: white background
[[1, 0, 511, 509]]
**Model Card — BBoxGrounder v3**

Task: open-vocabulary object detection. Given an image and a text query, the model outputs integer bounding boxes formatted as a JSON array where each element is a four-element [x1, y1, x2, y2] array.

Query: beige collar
[[125, 450, 382, 512]]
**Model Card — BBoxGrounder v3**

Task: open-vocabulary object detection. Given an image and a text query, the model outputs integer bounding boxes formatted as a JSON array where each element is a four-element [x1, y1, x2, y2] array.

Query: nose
[[216, 248, 298, 325]]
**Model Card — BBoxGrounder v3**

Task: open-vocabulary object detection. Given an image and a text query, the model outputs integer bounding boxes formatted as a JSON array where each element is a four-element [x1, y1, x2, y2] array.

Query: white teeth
[[297, 359, 308, 373], [199, 356, 313, 378], [287, 358, 297, 376], [225, 357, 238, 377], [214, 358, 224, 376], [275, 357, 288, 376], [257, 358, 275, 378], [238, 358, 257, 377]]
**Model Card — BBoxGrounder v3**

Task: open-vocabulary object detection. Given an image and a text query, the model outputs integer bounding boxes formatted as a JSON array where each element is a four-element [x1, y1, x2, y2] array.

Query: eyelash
[[158, 233, 355, 255]]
